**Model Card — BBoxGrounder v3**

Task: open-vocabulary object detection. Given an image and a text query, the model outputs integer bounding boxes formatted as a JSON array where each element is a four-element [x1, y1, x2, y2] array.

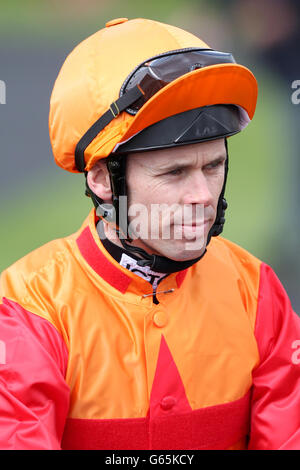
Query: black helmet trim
[[113, 105, 241, 154]]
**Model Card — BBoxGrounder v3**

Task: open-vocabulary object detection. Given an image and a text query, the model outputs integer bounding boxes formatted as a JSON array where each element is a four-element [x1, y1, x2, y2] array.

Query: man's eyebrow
[[155, 154, 227, 172], [156, 161, 190, 171], [204, 154, 227, 165]]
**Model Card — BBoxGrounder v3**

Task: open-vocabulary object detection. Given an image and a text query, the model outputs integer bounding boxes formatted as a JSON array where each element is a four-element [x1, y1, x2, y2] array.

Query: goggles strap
[[75, 85, 144, 172]]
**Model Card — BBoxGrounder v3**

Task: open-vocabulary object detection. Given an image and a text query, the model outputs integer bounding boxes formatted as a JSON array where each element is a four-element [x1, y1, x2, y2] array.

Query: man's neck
[[96, 219, 205, 275], [96, 220, 168, 289]]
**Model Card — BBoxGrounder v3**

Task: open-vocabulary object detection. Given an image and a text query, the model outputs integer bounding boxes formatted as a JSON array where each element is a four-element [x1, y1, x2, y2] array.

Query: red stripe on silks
[[61, 392, 250, 450], [76, 226, 132, 294], [150, 391, 250, 450], [61, 416, 149, 450], [175, 269, 188, 288], [150, 335, 192, 420]]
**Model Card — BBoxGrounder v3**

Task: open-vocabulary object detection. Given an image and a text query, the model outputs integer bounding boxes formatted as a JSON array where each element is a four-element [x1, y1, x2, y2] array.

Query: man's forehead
[[128, 139, 227, 169]]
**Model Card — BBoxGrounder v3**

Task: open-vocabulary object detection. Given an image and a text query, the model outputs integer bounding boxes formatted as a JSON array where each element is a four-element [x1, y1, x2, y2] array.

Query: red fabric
[[248, 263, 300, 450], [0, 298, 69, 449], [62, 416, 149, 450], [61, 392, 250, 450], [76, 226, 132, 293], [150, 391, 250, 450], [175, 269, 188, 288], [149, 335, 192, 419]]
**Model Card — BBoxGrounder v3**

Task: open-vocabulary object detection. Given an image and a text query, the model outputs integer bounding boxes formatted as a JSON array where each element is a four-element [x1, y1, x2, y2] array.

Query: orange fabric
[[1, 209, 261, 432], [48, 18, 257, 173], [3, 209, 300, 449]]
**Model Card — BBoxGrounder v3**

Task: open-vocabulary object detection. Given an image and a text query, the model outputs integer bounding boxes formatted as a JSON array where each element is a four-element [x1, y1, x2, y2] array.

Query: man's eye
[[206, 160, 224, 170], [167, 168, 182, 176]]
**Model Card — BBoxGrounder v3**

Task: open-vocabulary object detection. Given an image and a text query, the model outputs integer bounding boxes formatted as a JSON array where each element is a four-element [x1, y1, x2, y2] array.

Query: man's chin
[[167, 233, 208, 260], [137, 238, 207, 262], [165, 246, 207, 262]]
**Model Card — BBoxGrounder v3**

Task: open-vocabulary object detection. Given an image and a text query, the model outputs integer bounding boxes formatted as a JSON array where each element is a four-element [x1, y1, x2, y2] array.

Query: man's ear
[[86, 160, 112, 202]]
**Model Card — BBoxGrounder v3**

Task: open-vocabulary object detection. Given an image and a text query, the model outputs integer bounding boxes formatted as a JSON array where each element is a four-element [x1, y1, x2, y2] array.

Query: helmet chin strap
[[119, 237, 207, 272], [85, 139, 229, 273]]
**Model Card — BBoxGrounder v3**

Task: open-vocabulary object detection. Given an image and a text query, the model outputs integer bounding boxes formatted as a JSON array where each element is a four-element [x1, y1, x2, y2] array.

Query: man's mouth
[[180, 219, 211, 228], [172, 220, 211, 239]]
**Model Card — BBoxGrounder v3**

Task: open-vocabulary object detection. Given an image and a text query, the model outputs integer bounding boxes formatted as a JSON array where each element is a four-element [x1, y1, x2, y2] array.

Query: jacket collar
[[75, 210, 188, 295]]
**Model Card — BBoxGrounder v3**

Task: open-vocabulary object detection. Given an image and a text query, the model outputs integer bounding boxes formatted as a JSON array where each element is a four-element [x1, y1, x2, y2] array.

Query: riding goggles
[[120, 48, 236, 114]]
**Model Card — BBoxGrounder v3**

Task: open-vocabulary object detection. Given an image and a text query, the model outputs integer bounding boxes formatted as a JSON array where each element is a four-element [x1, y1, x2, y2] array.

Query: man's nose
[[182, 171, 213, 206]]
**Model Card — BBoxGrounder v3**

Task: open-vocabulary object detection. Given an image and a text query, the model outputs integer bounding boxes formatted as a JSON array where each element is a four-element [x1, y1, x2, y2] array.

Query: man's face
[[125, 138, 227, 261]]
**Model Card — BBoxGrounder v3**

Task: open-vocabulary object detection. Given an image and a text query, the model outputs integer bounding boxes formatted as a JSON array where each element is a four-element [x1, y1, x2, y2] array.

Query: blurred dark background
[[0, 0, 299, 312]]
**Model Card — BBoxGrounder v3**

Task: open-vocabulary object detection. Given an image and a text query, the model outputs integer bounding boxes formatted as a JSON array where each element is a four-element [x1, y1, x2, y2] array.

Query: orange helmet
[[49, 17, 258, 174]]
